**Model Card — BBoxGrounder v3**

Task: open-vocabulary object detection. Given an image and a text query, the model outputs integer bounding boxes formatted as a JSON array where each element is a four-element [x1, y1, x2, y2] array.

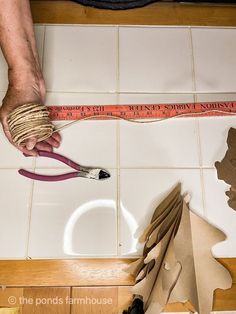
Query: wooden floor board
[[71, 287, 118, 314], [214, 283, 236, 311], [0, 258, 234, 287], [0, 284, 236, 312], [30, 0, 236, 26], [22, 287, 71, 314], [0, 259, 235, 311], [0, 288, 23, 314]]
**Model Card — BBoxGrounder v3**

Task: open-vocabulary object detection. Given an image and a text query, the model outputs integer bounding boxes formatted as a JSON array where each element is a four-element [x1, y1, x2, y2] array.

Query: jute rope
[[7, 102, 236, 147], [7, 103, 54, 146]]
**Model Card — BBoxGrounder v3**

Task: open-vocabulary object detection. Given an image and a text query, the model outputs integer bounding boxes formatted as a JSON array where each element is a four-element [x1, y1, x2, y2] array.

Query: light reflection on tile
[[28, 169, 117, 258]]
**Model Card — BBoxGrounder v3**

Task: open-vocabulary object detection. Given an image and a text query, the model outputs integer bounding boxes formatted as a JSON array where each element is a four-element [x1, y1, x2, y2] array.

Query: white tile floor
[[192, 28, 236, 92], [0, 25, 236, 263], [43, 25, 117, 92], [0, 171, 32, 258], [119, 27, 193, 92], [28, 169, 117, 258]]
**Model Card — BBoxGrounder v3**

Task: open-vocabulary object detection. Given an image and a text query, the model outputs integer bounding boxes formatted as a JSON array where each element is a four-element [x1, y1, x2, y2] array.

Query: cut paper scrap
[[123, 184, 232, 314], [215, 127, 236, 210]]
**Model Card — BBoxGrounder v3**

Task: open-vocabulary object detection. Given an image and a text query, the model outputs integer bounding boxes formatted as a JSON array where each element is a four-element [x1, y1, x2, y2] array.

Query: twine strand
[[7, 102, 236, 147]]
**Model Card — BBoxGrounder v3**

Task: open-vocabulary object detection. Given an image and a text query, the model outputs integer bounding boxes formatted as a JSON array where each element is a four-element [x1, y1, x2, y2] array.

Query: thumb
[[25, 137, 37, 150]]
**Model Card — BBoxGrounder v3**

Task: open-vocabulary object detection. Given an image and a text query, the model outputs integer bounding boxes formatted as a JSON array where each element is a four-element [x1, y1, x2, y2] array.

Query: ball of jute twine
[[7, 102, 236, 148], [7, 103, 54, 147]]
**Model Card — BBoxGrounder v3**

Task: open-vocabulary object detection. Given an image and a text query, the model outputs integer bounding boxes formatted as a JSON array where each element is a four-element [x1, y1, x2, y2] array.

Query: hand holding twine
[[7, 103, 55, 147]]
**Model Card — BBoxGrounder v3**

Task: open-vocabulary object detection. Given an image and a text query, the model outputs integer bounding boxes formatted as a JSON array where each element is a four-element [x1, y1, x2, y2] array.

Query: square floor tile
[[197, 94, 236, 168], [119, 27, 193, 92], [0, 170, 32, 258], [36, 93, 117, 169], [45, 91, 117, 107], [196, 93, 236, 103], [119, 169, 203, 256], [0, 129, 35, 168], [192, 28, 236, 92], [28, 169, 117, 258], [202, 169, 236, 257], [118, 92, 194, 105], [119, 94, 199, 168], [0, 25, 45, 91], [43, 26, 117, 92]]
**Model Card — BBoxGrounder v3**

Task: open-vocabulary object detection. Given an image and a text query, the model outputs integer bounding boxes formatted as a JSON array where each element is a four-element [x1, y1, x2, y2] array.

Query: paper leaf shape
[[215, 127, 236, 210], [125, 184, 232, 314]]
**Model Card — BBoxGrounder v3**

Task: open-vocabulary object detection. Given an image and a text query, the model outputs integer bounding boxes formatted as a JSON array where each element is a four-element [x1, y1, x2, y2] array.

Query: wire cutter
[[19, 150, 111, 182]]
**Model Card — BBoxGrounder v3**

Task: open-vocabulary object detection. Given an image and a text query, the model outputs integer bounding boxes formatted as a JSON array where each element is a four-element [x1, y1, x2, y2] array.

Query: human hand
[[0, 69, 61, 156]]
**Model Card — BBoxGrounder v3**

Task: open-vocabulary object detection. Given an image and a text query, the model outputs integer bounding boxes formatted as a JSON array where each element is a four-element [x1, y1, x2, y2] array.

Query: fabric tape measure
[[48, 101, 236, 121]]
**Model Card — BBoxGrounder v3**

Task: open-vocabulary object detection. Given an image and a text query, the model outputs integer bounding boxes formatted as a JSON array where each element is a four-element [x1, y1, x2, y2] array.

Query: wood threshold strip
[[0, 258, 235, 311], [0, 258, 235, 286], [30, 0, 236, 26]]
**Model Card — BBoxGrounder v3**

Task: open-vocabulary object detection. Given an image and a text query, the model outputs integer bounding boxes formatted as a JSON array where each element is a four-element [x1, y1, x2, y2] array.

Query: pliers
[[19, 150, 111, 182]]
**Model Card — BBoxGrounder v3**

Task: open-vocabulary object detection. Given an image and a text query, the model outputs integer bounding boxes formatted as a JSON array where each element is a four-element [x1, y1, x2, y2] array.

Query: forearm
[[0, 0, 41, 88], [0, 1, 58, 155]]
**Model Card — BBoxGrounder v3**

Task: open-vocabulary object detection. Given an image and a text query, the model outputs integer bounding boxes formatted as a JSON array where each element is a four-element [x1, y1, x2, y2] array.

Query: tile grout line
[[36, 24, 236, 30], [25, 182, 34, 259], [2, 89, 236, 95], [43, 90, 236, 95], [0, 166, 216, 170], [189, 26, 196, 94], [189, 27, 208, 218], [189, 27, 200, 167], [11, 254, 134, 260], [196, 119, 208, 217], [197, 120, 208, 217], [25, 158, 36, 258], [41, 24, 47, 77], [116, 26, 120, 95], [116, 120, 121, 257], [24, 24, 45, 258], [41, 25, 46, 69], [116, 26, 121, 257]]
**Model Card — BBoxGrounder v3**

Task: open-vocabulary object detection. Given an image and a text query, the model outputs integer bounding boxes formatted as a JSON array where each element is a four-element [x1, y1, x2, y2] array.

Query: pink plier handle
[[19, 150, 81, 181], [27, 150, 80, 170], [18, 169, 78, 181]]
